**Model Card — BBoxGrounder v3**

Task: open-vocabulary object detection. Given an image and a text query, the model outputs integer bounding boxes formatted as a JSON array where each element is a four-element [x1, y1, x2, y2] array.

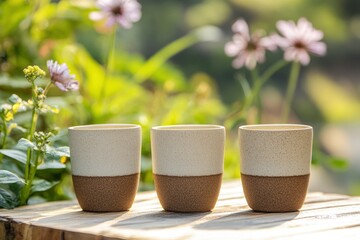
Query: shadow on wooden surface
[[194, 210, 300, 230], [34, 210, 128, 229], [112, 211, 210, 229]]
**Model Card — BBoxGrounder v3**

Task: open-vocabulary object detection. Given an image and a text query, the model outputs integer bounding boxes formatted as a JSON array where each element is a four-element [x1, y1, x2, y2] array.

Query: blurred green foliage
[[1, 0, 359, 202], [0, 0, 232, 198]]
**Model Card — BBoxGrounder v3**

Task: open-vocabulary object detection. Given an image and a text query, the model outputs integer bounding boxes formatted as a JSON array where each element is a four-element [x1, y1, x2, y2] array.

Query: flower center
[[294, 41, 306, 49], [111, 6, 123, 16], [247, 41, 258, 51]]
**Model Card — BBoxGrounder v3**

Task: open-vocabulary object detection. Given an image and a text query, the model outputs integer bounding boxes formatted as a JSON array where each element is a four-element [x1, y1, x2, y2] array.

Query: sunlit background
[[0, 0, 359, 204]]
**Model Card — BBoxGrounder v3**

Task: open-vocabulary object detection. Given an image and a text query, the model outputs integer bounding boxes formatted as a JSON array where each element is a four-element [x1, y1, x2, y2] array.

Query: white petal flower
[[89, 0, 142, 29], [275, 18, 327, 65], [225, 19, 277, 69]]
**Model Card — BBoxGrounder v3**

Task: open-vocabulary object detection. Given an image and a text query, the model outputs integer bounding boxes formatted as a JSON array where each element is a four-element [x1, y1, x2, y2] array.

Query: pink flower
[[47, 60, 79, 92], [89, 0, 141, 29], [225, 19, 277, 69], [275, 18, 326, 65]]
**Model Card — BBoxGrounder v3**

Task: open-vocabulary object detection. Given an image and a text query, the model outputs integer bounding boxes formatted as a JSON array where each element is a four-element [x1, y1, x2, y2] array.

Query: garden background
[[0, 0, 360, 206]]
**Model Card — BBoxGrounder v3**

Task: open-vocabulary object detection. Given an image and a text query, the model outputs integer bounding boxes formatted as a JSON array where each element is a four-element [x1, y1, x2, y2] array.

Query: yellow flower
[[12, 102, 21, 113], [23, 65, 46, 82], [60, 156, 67, 164], [4, 111, 13, 121]]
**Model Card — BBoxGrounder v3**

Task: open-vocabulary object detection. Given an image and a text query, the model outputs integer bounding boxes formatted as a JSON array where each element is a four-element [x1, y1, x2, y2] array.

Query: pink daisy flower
[[275, 18, 327, 65], [225, 19, 277, 69], [47, 60, 79, 92], [89, 0, 142, 29]]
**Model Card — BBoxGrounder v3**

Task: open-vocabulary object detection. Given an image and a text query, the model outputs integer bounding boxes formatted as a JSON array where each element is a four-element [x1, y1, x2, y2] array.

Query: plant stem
[[238, 60, 288, 122], [99, 27, 117, 106], [28, 82, 38, 141], [28, 108, 38, 141], [250, 68, 262, 123], [260, 60, 288, 85], [1, 119, 7, 149], [21, 80, 42, 205], [282, 62, 301, 123], [0, 117, 6, 164], [20, 149, 33, 205], [43, 82, 52, 96]]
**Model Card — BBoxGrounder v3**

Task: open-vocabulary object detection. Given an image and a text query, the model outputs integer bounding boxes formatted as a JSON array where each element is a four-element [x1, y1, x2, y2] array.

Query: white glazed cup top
[[69, 124, 141, 177], [239, 124, 313, 177], [151, 124, 225, 176]]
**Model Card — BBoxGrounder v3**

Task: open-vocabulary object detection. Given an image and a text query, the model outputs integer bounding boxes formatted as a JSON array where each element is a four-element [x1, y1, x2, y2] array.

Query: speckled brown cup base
[[72, 173, 139, 212], [241, 173, 310, 212], [154, 173, 222, 212]]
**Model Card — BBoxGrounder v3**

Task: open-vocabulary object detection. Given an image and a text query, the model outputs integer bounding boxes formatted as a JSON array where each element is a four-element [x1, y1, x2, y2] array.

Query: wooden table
[[1, 181, 360, 240]]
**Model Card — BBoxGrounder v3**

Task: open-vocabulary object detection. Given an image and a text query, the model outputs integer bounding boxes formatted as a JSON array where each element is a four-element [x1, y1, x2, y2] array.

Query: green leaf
[[133, 26, 221, 83], [0, 76, 47, 89], [37, 161, 66, 170], [30, 179, 59, 194], [8, 94, 21, 104], [0, 170, 24, 185], [17, 138, 36, 150], [328, 157, 349, 170], [55, 147, 70, 157], [0, 188, 18, 209], [14, 125, 27, 133], [0, 149, 27, 164], [8, 123, 18, 133], [0, 76, 31, 89], [45, 146, 70, 161]]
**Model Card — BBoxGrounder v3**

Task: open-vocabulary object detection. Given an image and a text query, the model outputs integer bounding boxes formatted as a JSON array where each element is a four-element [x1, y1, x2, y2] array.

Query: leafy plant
[[0, 63, 77, 208]]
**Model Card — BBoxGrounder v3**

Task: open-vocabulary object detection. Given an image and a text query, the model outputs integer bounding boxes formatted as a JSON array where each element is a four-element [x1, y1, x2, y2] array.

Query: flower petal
[[245, 53, 258, 69], [260, 34, 278, 51], [297, 49, 311, 65], [232, 54, 247, 69], [232, 19, 250, 40], [67, 81, 80, 91], [89, 11, 106, 21], [90, 0, 142, 29], [54, 82, 68, 92], [307, 41, 327, 56], [297, 18, 312, 37], [225, 41, 241, 57], [277, 20, 297, 40], [124, 1, 142, 22], [284, 48, 298, 62]]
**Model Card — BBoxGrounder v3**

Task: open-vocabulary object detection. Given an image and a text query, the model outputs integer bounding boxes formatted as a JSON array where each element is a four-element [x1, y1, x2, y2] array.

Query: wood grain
[[1, 181, 360, 239]]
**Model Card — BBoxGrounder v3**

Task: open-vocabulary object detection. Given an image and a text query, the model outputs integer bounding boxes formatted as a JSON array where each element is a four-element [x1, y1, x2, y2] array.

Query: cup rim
[[68, 124, 140, 131], [152, 124, 224, 131], [239, 124, 312, 131]]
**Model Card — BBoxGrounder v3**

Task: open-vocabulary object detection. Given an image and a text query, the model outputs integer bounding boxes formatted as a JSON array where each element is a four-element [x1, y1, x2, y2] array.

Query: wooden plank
[[1, 181, 360, 239]]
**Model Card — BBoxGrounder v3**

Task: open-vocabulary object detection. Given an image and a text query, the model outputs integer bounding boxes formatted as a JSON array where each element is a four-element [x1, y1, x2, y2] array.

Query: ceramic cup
[[239, 124, 313, 212], [69, 124, 141, 212], [151, 125, 225, 212]]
